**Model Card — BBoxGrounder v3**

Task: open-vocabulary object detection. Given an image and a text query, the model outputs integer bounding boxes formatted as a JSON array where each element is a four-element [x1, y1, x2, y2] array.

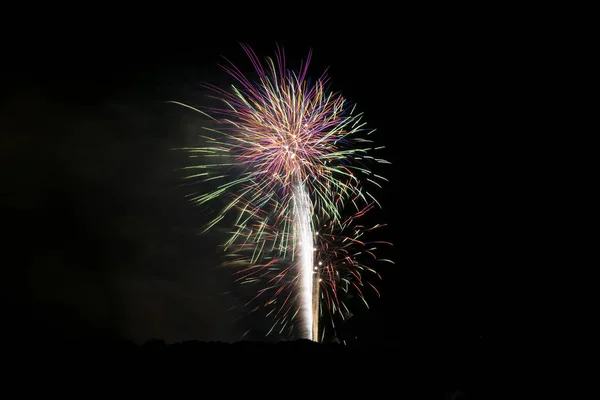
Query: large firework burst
[[170, 44, 390, 341]]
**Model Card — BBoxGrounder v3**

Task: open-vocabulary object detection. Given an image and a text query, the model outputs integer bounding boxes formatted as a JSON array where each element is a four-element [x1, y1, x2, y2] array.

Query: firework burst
[[170, 44, 390, 341], [313, 203, 394, 341]]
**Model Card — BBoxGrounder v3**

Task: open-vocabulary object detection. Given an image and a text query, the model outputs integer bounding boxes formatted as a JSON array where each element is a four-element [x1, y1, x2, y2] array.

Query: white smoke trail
[[293, 182, 314, 340]]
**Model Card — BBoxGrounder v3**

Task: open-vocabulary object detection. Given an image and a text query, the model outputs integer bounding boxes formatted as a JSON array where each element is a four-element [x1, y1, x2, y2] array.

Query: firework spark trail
[[312, 262, 320, 341]]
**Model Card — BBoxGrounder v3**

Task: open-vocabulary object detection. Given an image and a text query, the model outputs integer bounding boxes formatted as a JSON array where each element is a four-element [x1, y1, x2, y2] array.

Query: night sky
[[3, 20, 518, 348]]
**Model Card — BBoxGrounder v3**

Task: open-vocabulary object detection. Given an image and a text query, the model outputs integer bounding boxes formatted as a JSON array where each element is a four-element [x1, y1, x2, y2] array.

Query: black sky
[[2, 15, 524, 347]]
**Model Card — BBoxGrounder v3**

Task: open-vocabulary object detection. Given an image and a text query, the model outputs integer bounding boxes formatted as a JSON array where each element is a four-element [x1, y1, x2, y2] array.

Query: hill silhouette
[[13, 335, 491, 398]]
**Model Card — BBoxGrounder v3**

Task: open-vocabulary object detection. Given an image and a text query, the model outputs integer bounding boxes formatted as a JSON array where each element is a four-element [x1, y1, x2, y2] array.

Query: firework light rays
[[169, 44, 391, 341]]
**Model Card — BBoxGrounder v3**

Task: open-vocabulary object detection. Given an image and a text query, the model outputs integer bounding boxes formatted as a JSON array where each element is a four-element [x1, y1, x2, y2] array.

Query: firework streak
[[169, 44, 392, 341]]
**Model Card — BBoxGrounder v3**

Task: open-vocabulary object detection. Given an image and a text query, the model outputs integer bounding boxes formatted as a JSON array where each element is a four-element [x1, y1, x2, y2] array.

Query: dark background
[[2, 10, 530, 353]]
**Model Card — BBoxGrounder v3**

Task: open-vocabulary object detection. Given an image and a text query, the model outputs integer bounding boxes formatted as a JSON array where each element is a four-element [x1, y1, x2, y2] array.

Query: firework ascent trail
[[292, 180, 314, 339]]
